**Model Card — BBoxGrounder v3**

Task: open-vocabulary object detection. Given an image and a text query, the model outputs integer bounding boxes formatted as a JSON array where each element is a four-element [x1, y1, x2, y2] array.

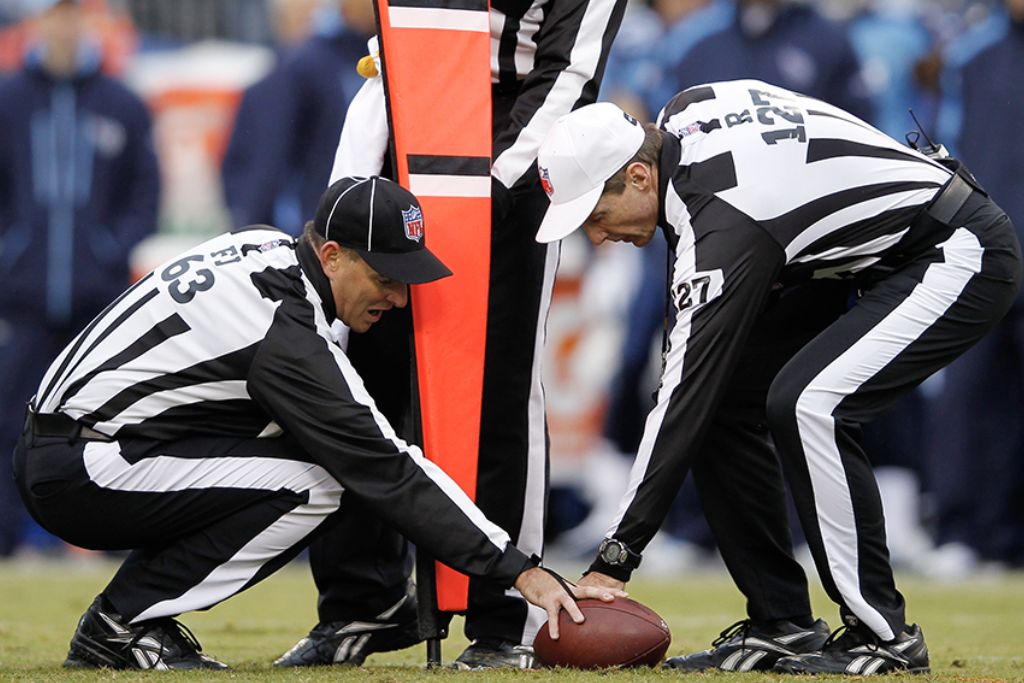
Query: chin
[[344, 318, 372, 333]]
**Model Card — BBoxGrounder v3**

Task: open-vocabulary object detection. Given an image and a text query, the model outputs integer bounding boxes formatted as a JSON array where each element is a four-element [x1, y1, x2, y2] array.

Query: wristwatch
[[597, 538, 641, 569]]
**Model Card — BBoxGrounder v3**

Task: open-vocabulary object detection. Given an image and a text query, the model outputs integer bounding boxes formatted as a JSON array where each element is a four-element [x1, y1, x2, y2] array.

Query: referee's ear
[[625, 162, 655, 193], [317, 240, 350, 277]]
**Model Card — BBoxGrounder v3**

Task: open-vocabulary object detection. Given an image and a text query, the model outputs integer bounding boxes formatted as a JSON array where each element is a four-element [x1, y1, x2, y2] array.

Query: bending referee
[[537, 81, 1020, 675], [13, 176, 622, 671]]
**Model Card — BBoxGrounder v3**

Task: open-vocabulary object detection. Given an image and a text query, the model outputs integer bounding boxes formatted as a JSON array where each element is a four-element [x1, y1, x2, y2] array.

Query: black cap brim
[[355, 246, 453, 284]]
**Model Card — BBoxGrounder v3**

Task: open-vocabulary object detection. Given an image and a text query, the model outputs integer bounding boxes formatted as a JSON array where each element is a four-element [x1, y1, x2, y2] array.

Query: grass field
[[1, 558, 1021, 682]]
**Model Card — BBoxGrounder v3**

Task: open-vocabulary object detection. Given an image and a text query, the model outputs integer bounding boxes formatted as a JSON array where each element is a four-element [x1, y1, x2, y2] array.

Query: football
[[533, 597, 671, 669]]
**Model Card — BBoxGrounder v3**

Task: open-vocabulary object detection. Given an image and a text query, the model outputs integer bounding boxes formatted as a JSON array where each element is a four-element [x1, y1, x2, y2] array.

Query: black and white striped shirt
[[598, 80, 954, 574], [491, 0, 626, 188], [33, 226, 531, 585], [656, 79, 952, 280]]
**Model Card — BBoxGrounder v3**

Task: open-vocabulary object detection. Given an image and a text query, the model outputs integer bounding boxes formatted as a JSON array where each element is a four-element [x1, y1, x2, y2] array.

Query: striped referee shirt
[[598, 80, 954, 574], [31, 226, 532, 586], [490, 0, 626, 188]]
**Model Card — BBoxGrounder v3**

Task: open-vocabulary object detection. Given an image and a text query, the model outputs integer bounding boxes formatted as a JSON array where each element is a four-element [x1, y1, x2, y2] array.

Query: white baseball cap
[[535, 102, 646, 243]]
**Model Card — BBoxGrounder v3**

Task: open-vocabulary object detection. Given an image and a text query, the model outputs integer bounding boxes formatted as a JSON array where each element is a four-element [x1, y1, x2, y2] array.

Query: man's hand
[[578, 571, 627, 593], [514, 567, 628, 640]]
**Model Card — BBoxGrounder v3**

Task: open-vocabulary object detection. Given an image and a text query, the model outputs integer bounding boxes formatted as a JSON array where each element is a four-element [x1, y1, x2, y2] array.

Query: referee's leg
[[767, 198, 1020, 640], [17, 433, 343, 622], [466, 183, 554, 647], [694, 281, 852, 624]]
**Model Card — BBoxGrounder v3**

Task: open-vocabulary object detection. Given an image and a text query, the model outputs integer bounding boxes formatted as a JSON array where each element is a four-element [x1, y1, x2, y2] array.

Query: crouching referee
[[13, 176, 622, 670]]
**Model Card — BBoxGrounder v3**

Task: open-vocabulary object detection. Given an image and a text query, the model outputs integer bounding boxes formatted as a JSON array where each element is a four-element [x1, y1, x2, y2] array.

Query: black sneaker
[[452, 639, 536, 670], [64, 595, 229, 670], [273, 585, 421, 666], [664, 618, 830, 672], [774, 622, 929, 675]]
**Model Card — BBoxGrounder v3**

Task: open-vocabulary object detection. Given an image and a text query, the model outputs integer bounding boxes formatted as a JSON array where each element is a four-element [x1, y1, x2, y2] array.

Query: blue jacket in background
[[0, 48, 159, 326], [847, 8, 934, 139], [938, 11, 1024, 250], [221, 24, 369, 235], [652, 0, 874, 123]]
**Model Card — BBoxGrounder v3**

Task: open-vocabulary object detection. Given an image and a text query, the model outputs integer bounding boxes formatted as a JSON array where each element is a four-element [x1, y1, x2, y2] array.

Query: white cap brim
[[535, 184, 603, 243]]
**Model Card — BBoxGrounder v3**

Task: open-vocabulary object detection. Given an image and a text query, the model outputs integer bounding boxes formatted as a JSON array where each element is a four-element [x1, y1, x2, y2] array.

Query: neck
[[296, 238, 337, 321]]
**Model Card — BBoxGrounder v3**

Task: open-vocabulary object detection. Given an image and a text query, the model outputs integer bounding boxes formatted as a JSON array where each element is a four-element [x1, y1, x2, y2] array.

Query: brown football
[[533, 597, 671, 669]]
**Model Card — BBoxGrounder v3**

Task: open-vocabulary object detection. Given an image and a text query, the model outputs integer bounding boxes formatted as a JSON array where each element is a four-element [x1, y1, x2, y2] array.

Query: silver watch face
[[601, 540, 625, 564]]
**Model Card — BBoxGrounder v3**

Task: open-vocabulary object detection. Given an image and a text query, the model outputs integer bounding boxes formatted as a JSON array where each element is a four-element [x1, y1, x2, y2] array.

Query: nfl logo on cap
[[402, 205, 424, 242], [539, 166, 554, 197]]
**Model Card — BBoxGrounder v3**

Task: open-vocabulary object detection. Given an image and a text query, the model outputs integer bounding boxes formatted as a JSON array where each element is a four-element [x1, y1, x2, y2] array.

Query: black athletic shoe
[[64, 595, 229, 670], [664, 618, 830, 672], [273, 585, 421, 667], [452, 638, 537, 670], [773, 622, 930, 675]]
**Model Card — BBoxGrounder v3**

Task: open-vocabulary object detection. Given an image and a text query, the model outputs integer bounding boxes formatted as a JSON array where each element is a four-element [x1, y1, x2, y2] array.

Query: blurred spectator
[[643, 0, 730, 113], [220, 0, 373, 234], [845, 1, 935, 138], [652, 0, 874, 123], [923, 0, 1024, 578], [1, 0, 139, 75], [599, 0, 664, 120], [0, 0, 159, 556], [127, 0, 274, 47], [266, 0, 321, 47]]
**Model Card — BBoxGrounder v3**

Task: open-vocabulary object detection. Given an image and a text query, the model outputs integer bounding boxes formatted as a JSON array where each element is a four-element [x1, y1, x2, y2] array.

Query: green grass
[[1, 558, 1022, 681]]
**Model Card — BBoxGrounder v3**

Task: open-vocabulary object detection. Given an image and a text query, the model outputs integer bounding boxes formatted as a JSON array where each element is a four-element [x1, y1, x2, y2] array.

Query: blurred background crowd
[[0, 0, 1021, 582]]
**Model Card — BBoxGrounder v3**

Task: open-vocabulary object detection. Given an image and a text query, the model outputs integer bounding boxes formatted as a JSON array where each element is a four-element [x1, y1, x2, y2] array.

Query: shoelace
[[712, 619, 753, 647], [130, 618, 205, 663], [822, 624, 879, 653]]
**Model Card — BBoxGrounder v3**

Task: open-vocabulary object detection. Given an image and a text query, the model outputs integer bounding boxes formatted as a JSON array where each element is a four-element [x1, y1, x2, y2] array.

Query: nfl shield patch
[[539, 166, 554, 197], [402, 205, 424, 242]]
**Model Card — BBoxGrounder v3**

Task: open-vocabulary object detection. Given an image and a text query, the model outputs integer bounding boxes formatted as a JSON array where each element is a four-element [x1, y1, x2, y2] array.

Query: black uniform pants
[[768, 192, 1020, 639], [13, 427, 344, 623], [693, 279, 853, 624]]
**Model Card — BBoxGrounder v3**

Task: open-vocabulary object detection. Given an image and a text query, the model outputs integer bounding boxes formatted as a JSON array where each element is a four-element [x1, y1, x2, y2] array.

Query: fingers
[[571, 584, 628, 602], [547, 606, 561, 640], [576, 572, 627, 593], [563, 595, 586, 624], [547, 593, 587, 640]]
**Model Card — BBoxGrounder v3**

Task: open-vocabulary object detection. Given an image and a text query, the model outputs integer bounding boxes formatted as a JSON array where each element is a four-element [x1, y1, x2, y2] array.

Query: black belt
[[26, 410, 112, 442], [926, 172, 974, 225]]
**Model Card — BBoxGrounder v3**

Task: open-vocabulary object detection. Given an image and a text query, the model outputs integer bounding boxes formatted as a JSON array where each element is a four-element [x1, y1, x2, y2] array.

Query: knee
[[767, 375, 833, 459], [766, 374, 799, 435]]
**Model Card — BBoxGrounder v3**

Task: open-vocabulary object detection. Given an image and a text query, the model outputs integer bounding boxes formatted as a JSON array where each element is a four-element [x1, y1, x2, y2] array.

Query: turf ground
[[0, 558, 1021, 682]]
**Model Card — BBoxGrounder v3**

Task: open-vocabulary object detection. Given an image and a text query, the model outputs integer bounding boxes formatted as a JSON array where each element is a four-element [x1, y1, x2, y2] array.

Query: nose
[[388, 282, 409, 308]]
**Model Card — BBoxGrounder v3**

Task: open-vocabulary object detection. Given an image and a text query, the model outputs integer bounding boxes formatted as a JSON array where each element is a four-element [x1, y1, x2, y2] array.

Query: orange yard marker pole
[[373, 0, 491, 665]]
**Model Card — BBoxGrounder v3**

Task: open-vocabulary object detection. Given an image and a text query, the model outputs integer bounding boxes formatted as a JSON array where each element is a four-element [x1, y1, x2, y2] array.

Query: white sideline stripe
[[408, 174, 491, 198], [795, 227, 982, 641], [388, 7, 488, 32]]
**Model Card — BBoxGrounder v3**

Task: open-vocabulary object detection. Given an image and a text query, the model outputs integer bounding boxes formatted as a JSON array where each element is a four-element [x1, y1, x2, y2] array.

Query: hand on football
[[515, 567, 628, 639], [578, 571, 627, 593]]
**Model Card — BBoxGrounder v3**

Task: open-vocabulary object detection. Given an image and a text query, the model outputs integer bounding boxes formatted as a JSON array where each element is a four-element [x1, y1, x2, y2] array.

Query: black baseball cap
[[313, 176, 452, 284]]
